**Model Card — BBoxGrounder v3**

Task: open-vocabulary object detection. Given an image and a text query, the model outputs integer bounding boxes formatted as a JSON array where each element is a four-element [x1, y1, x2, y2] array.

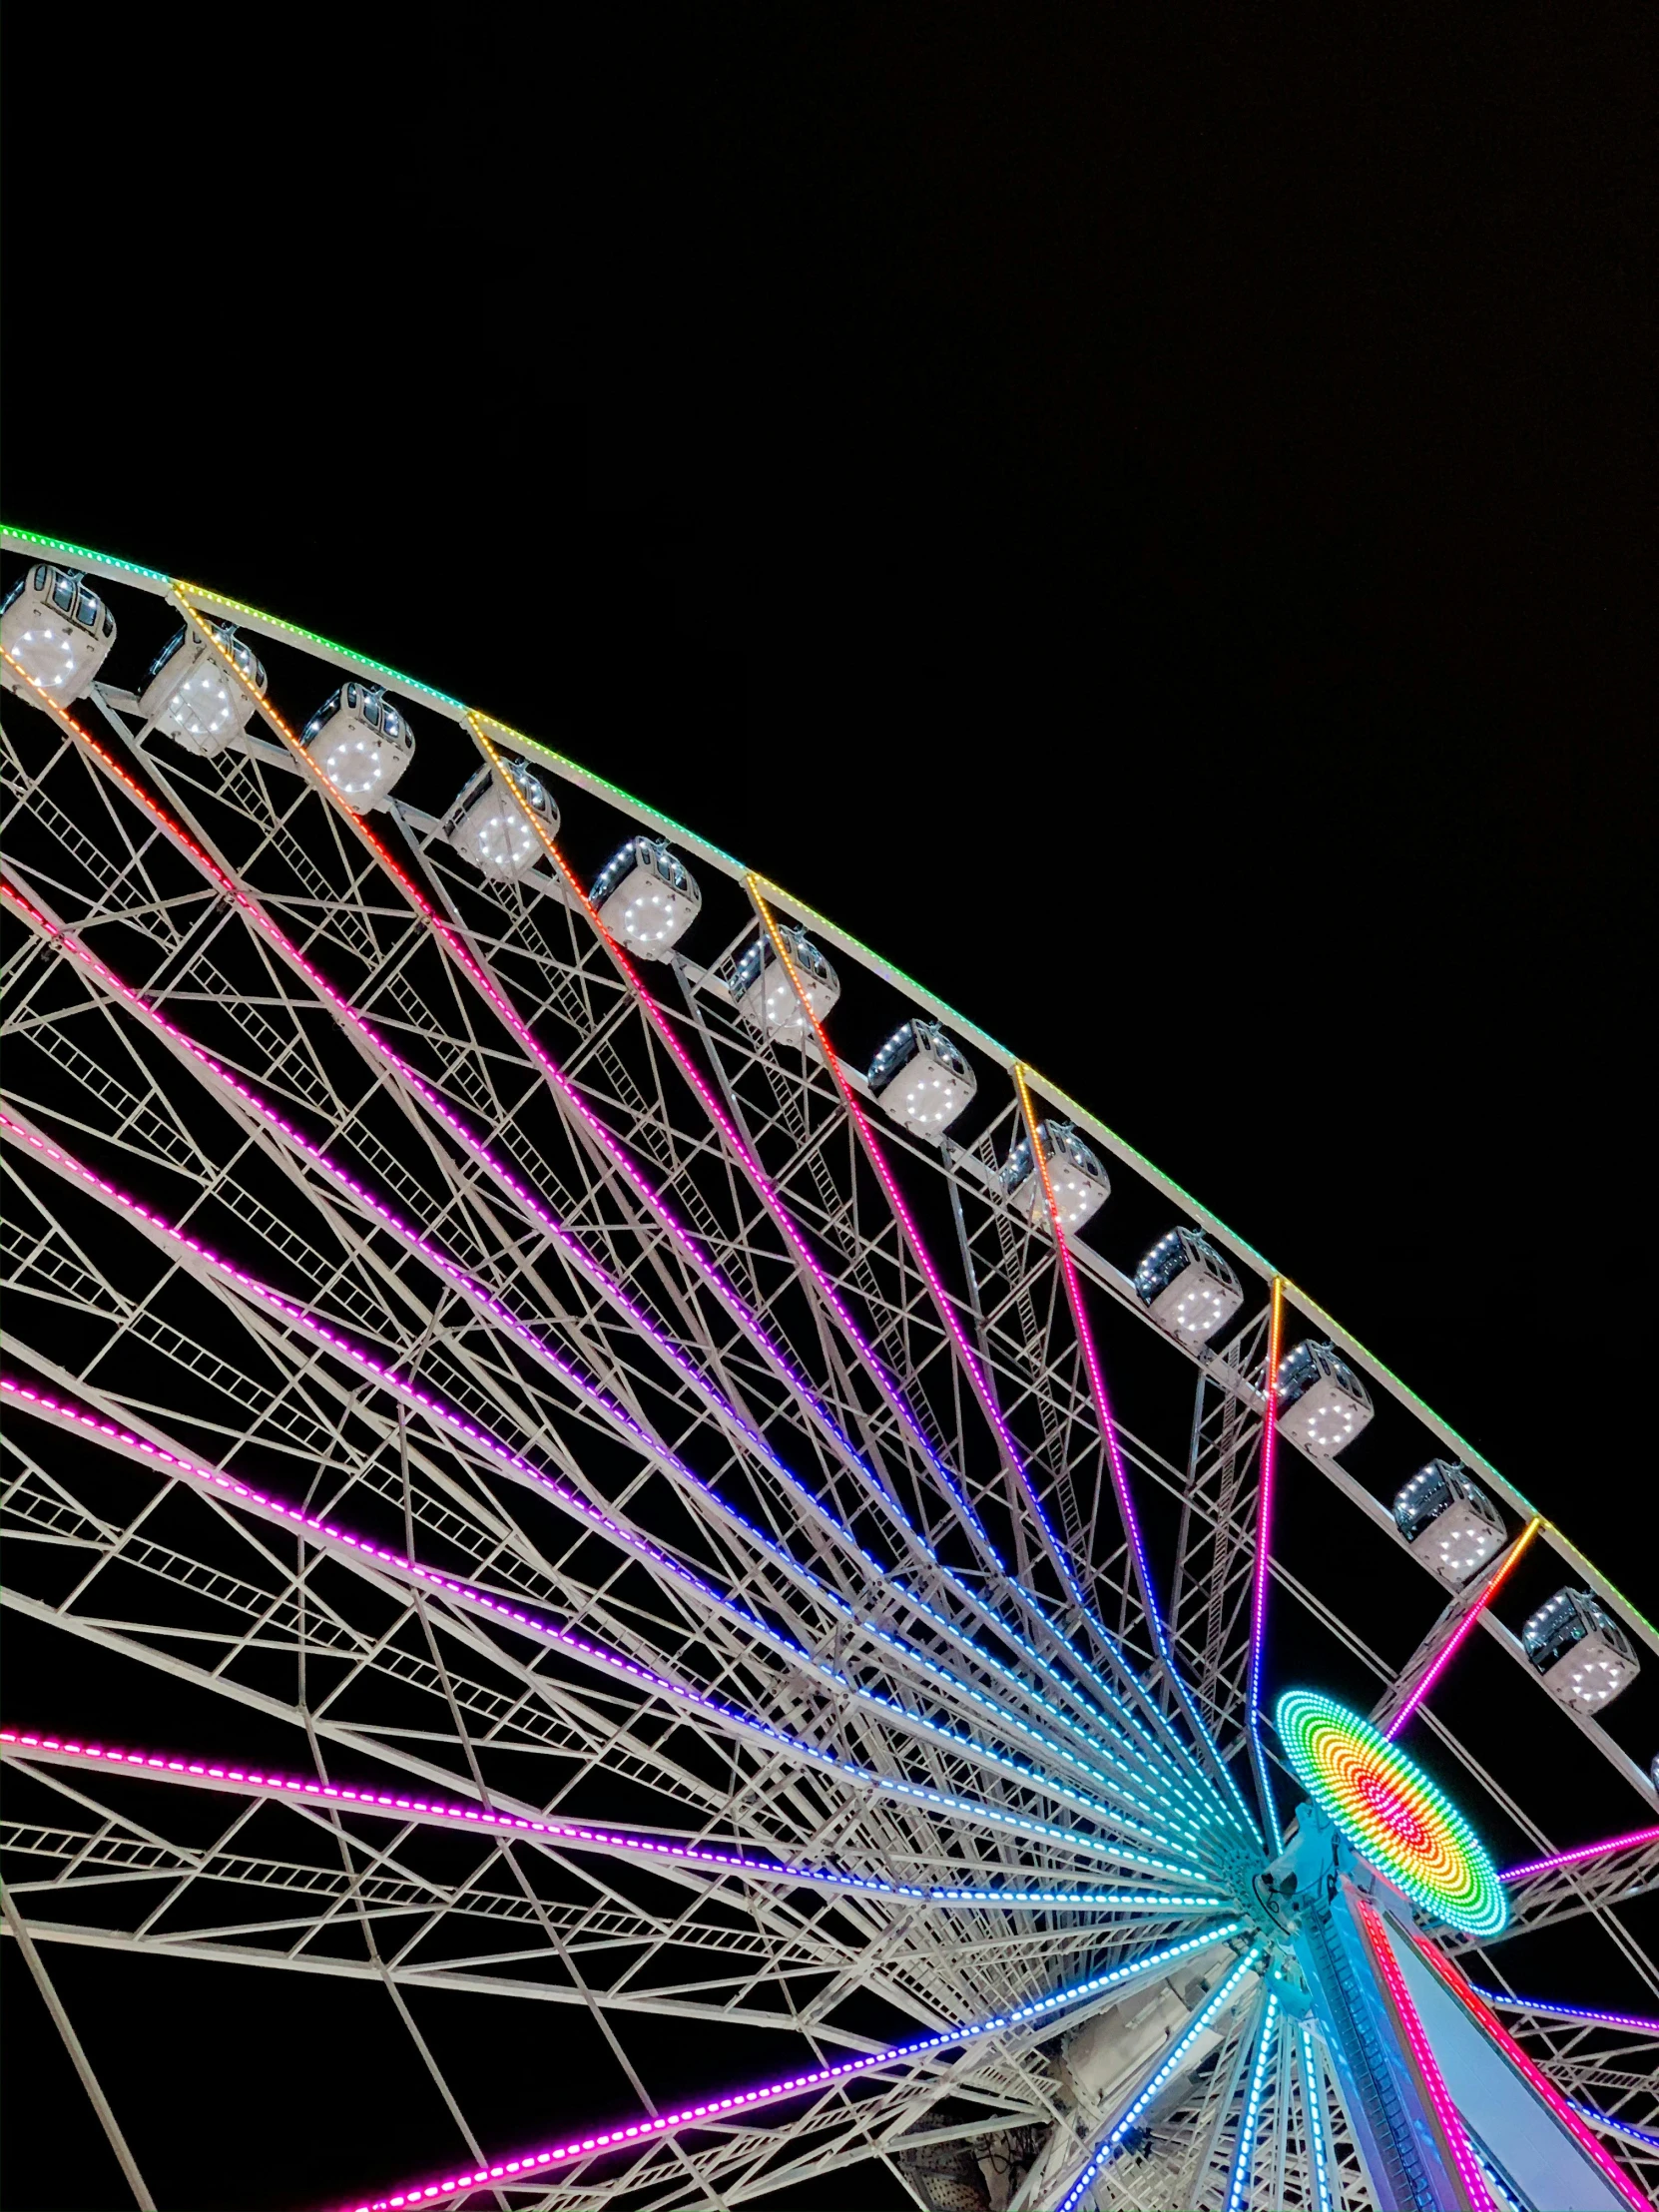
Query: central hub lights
[[1276, 1689, 1507, 1937]]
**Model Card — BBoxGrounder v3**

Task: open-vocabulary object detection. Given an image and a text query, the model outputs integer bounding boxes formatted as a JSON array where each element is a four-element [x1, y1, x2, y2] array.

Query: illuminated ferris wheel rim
[[2, 521, 1656, 2212], [4, 518, 1652, 1717]]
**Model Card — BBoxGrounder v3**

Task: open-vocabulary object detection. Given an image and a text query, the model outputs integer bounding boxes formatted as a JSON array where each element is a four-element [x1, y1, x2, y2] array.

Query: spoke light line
[[733, 877, 1231, 1805], [1567, 2103, 1659, 2155], [1225, 1985, 1281, 2212], [1, 1248, 1226, 1876], [4, 682, 1219, 1832], [341, 1924, 1245, 2211], [1353, 1895, 1496, 2212], [0, 1378, 1217, 1885], [1382, 1516, 1542, 1741], [1501, 1822, 1659, 1883], [1049, 1944, 1267, 2212], [1464, 1988, 1659, 2038], [1405, 1938, 1652, 2212], [1012, 1058, 1264, 1851], [1297, 2021, 1336, 2212], [0, 901, 1229, 1863], [469, 716, 1012, 1582], [1247, 1276, 1286, 1852], [0, 1730, 1219, 1914]]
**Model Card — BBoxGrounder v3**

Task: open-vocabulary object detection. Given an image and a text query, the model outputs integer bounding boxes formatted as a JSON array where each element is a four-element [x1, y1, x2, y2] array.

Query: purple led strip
[[1, 868, 1091, 1771], [0, 891, 1224, 1835], [0, 1727, 1210, 1914], [0, 1372, 1213, 1883], [16, 696, 1227, 1834], [337, 1920, 1244, 2211], [476, 731, 1017, 1583], [1501, 1823, 1659, 1883], [753, 897, 1225, 1810], [1009, 1061, 1264, 1850], [1467, 1987, 1659, 2038]]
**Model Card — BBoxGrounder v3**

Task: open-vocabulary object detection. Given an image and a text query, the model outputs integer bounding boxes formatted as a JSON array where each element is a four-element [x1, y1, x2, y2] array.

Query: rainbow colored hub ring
[[1276, 1690, 1508, 1937]]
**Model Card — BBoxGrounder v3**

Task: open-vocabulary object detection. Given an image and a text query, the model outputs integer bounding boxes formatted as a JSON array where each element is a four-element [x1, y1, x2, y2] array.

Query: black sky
[[4, 7, 1657, 2207]]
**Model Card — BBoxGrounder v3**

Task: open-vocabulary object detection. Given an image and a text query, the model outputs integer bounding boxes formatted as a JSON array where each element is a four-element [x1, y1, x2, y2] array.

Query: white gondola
[[1001, 1119, 1110, 1229], [730, 926, 838, 1038], [1392, 1461, 1507, 1587], [867, 1019, 977, 1132], [2, 563, 117, 700], [300, 681, 414, 806], [1522, 1588, 1640, 1714], [1134, 1227, 1243, 1345], [444, 759, 559, 880], [592, 835, 701, 955], [138, 622, 268, 755], [1276, 1339, 1374, 1457]]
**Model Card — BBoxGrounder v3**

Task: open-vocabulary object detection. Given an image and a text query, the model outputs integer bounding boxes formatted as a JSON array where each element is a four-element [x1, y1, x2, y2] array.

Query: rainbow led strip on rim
[[1276, 1691, 1507, 1937]]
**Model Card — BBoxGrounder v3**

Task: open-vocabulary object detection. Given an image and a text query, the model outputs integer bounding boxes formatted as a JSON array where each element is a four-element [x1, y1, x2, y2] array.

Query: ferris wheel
[[1, 524, 1656, 2212]]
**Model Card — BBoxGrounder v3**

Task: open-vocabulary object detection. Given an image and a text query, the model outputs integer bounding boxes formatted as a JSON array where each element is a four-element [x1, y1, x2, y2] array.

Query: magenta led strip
[[1354, 1895, 1496, 2212], [0, 1321, 1218, 1874], [0, 1374, 1214, 1885], [1, 847, 1193, 1829], [339, 1922, 1245, 2212], [14, 663, 1233, 1854], [752, 896, 1219, 1810], [4, 682, 963, 1639], [0, 1729, 1211, 1915], [1246, 1279, 1286, 1853], [0, 897, 1225, 1838], [1407, 1937, 1652, 2212], [1382, 1517, 1541, 1742], [1501, 1822, 1659, 1883], [1010, 1062, 1264, 1851], [472, 715, 1015, 1584]]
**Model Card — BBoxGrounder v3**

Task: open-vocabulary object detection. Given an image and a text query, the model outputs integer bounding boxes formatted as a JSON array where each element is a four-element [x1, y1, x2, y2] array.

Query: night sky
[[4, 7, 1656, 2207]]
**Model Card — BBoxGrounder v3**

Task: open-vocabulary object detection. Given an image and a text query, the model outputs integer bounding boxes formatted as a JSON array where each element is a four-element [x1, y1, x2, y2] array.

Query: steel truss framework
[[1, 526, 1655, 2212]]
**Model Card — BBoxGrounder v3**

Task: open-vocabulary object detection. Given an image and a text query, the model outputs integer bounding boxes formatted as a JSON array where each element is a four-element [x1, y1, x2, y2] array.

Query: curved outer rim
[[3, 521, 1654, 1711]]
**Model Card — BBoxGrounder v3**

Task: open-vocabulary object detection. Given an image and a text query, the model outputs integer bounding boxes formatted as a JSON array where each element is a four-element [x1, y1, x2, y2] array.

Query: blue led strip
[[2, 847, 1223, 1861], [1052, 1946, 1267, 2212], [1567, 2102, 1659, 2156], [1298, 2022, 1336, 2212], [1225, 1988, 1282, 2212]]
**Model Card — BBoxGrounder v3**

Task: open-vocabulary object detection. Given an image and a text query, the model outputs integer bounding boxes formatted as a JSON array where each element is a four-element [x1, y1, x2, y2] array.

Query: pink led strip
[[470, 716, 1006, 1562], [9, 646, 1227, 1848], [1353, 1895, 1496, 2212], [1010, 1061, 1263, 1845], [745, 887, 1219, 1798], [0, 1728, 1194, 1913], [1382, 1516, 1542, 1741], [1245, 1277, 1286, 1851], [468, 722, 1218, 1809], [1, 687, 1160, 1788], [1501, 1822, 1659, 1883], [0, 1374, 1205, 1881], [1404, 1930, 1651, 2212], [0, 877, 1208, 1830], [335, 1921, 1243, 2212], [8, 639, 942, 1626], [166, 616, 981, 1575], [0, 910, 1217, 1857]]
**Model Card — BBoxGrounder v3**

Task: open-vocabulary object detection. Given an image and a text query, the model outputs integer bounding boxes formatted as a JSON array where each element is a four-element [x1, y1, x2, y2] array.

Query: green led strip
[[1, 524, 169, 583]]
